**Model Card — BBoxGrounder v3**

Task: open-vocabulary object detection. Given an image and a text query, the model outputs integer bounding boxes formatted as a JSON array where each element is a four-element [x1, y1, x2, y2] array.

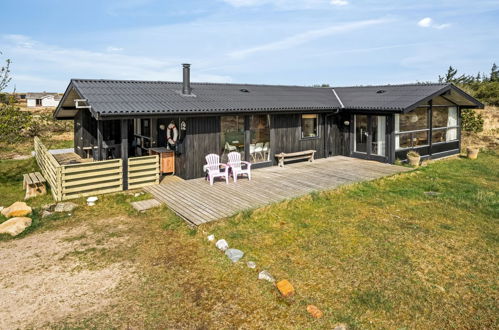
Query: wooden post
[[121, 119, 129, 190], [97, 120, 103, 161]]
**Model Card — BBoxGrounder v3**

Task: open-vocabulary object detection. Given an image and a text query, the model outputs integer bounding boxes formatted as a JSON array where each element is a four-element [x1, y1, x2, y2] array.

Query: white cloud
[[330, 0, 348, 6], [106, 46, 124, 52], [229, 18, 389, 58], [1, 34, 231, 91], [417, 17, 450, 29]]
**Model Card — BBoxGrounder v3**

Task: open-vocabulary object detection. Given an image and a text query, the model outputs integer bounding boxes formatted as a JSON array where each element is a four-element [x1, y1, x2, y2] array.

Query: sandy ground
[[0, 217, 137, 329]]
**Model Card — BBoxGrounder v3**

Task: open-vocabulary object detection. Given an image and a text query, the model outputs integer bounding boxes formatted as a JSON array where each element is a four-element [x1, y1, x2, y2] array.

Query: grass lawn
[[1, 151, 497, 329]]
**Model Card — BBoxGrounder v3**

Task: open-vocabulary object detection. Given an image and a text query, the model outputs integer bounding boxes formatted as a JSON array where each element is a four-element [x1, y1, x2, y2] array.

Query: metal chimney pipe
[[182, 63, 191, 95]]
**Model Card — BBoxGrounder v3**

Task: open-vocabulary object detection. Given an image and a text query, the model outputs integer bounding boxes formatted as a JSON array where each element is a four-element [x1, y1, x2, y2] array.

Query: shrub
[[0, 103, 33, 142], [407, 150, 420, 157], [461, 108, 484, 133]]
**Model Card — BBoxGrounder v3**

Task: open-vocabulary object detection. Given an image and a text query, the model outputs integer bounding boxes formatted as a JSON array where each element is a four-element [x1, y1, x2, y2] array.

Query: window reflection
[[250, 115, 270, 163], [221, 116, 245, 162]]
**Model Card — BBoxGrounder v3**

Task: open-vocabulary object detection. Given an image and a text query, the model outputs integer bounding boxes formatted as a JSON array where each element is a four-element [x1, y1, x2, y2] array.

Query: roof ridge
[[333, 82, 450, 88], [71, 78, 326, 89]]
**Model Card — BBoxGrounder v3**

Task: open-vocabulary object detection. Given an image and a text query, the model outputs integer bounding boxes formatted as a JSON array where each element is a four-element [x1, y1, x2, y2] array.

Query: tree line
[[438, 63, 499, 106]]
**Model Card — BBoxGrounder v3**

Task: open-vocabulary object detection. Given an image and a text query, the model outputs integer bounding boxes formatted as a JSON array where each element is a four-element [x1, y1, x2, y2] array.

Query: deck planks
[[145, 156, 411, 225]]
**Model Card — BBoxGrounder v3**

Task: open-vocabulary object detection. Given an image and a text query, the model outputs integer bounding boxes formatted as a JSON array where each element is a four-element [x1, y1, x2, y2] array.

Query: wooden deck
[[145, 156, 411, 226]]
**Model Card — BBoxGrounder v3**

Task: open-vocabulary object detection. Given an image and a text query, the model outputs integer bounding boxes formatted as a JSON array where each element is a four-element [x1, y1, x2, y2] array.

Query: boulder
[[276, 279, 295, 297], [54, 202, 78, 213], [247, 261, 256, 269], [41, 210, 53, 218], [225, 248, 244, 262], [1, 202, 32, 218], [0, 217, 32, 236]]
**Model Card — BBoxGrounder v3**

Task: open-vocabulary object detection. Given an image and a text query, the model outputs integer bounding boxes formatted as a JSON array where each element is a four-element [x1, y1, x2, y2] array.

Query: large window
[[221, 116, 245, 162], [249, 115, 270, 163], [395, 107, 430, 149], [432, 107, 458, 143], [301, 114, 318, 138]]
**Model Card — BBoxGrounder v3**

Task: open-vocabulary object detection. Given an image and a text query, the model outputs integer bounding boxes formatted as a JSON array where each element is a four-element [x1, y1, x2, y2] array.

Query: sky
[[1, 0, 498, 92]]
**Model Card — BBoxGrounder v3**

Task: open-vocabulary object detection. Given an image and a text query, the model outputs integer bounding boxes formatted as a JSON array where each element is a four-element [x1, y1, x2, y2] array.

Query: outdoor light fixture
[[159, 124, 165, 130], [344, 121, 350, 126]]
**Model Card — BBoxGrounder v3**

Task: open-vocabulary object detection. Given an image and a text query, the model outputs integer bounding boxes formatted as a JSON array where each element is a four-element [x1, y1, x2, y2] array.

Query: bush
[[461, 109, 484, 133], [0, 103, 33, 142]]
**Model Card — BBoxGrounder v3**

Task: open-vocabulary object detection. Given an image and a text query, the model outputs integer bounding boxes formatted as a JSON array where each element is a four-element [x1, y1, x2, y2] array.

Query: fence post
[[121, 119, 129, 190], [57, 166, 63, 201]]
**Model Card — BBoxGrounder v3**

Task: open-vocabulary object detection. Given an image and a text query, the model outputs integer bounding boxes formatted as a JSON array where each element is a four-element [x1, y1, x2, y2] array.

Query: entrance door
[[353, 115, 387, 161]]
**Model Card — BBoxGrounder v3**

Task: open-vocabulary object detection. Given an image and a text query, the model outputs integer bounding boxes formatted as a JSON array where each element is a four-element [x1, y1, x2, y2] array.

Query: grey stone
[[41, 210, 53, 218], [225, 248, 244, 262], [42, 204, 56, 211], [247, 261, 256, 269], [215, 239, 229, 251], [333, 324, 348, 330], [54, 202, 78, 213], [258, 270, 275, 282]]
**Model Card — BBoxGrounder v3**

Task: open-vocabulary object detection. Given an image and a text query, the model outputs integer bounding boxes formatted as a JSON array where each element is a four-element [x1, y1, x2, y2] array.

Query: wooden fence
[[34, 138, 159, 201], [128, 155, 160, 190], [34, 137, 62, 200]]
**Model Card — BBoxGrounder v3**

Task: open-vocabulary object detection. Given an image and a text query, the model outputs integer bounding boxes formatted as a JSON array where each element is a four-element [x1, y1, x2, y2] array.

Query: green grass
[[1, 151, 497, 329]]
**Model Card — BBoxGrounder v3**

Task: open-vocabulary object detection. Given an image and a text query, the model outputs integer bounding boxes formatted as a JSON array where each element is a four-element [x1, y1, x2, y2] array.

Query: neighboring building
[[54, 64, 483, 181], [27, 92, 62, 107]]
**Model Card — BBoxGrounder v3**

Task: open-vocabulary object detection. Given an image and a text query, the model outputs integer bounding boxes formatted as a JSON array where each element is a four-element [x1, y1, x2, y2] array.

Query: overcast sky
[[1, 0, 498, 92]]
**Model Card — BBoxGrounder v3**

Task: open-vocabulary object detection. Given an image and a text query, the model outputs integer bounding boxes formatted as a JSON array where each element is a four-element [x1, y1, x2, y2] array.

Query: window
[[35, 99, 42, 106], [249, 115, 270, 163], [432, 107, 458, 143], [221, 116, 245, 162], [395, 107, 430, 150], [301, 114, 318, 138]]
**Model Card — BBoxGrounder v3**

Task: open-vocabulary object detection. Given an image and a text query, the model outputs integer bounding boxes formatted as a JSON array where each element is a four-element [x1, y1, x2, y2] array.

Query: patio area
[[145, 156, 412, 225]]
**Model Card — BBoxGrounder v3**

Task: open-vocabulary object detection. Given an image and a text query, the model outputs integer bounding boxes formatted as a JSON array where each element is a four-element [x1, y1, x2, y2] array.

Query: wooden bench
[[275, 150, 316, 167], [23, 172, 47, 199]]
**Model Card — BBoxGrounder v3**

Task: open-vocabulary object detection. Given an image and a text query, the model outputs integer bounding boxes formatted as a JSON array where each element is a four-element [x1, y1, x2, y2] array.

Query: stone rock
[[215, 239, 229, 251], [207, 234, 215, 242], [247, 261, 256, 269], [42, 204, 56, 211], [54, 202, 78, 213], [333, 324, 348, 330], [1, 202, 32, 218], [276, 279, 295, 297], [0, 217, 32, 236], [41, 210, 53, 218], [86, 196, 98, 206], [306, 305, 323, 318], [258, 270, 275, 283], [225, 248, 244, 262], [0, 206, 3, 212]]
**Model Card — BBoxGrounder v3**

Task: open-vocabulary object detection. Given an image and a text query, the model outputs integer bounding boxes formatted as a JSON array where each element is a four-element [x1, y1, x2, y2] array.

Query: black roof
[[55, 79, 483, 119]]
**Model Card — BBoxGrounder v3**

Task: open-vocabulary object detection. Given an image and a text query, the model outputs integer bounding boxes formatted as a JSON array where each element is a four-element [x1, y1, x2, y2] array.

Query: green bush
[[461, 108, 484, 133], [0, 103, 33, 142]]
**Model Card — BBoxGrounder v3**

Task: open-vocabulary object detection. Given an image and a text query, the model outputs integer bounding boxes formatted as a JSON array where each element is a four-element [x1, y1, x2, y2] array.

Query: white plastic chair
[[225, 142, 237, 152], [255, 142, 264, 160], [227, 152, 252, 183], [204, 154, 229, 185], [262, 142, 270, 160], [249, 144, 256, 161]]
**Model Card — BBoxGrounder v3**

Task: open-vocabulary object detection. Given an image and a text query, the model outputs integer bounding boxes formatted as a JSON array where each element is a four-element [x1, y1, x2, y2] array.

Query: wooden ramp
[[145, 156, 411, 226]]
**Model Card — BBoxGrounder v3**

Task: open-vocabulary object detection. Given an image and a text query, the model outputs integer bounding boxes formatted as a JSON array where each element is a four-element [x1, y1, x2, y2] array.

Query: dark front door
[[353, 114, 388, 161]]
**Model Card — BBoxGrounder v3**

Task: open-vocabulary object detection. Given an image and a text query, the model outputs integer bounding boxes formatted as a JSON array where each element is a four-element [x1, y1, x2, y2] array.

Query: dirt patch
[[0, 217, 137, 329]]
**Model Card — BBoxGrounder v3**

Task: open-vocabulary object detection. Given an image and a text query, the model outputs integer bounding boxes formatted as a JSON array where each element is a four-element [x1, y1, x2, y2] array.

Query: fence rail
[[34, 138, 159, 201]]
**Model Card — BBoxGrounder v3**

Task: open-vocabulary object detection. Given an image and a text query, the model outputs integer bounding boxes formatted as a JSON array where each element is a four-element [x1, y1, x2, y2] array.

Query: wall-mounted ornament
[[180, 121, 187, 130], [344, 121, 350, 126], [159, 124, 166, 130]]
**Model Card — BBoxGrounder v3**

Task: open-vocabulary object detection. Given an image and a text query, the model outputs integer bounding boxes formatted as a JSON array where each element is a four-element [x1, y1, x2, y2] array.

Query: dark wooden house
[[54, 64, 483, 186]]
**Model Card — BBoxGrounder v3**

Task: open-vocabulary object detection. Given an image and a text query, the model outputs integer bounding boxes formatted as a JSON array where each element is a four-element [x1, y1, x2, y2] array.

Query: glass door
[[353, 115, 387, 160], [354, 115, 368, 153]]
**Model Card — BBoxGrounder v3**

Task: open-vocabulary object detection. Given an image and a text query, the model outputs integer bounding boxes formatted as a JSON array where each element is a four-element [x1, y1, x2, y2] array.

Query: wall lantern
[[410, 115, 419, 123], [344, 121, 350, 126], [180, 121, 187, 130], [159, 124, 166, 130]]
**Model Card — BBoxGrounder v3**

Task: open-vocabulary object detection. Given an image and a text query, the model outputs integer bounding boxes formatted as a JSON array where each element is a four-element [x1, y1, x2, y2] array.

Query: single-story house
[[27, 92, 62, 107], [54, 64, 483, 185]]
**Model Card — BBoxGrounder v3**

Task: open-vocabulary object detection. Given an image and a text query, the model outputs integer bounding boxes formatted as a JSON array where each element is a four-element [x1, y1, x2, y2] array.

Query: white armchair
[[204, 154, 229, 185], [227, 152, 252, 183]]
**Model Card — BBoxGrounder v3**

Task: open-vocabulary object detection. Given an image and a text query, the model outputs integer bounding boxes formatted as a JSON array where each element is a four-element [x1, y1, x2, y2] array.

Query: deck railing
[[34, 138, 159, 201]]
